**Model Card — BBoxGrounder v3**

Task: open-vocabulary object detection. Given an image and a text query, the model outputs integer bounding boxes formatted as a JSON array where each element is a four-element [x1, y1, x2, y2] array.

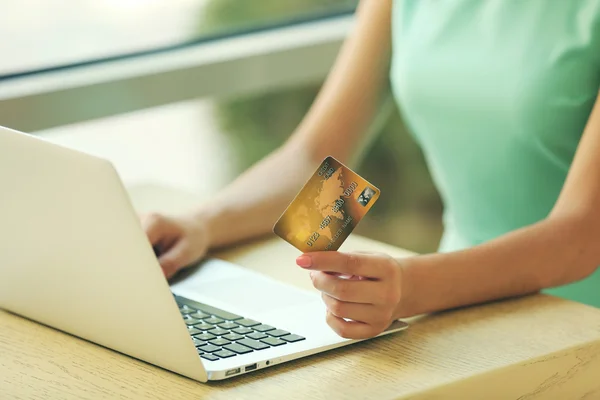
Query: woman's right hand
[[140, 212, 210, 279]]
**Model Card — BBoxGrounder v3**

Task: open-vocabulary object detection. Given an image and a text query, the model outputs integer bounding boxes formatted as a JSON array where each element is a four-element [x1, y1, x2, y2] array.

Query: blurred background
[[0, 0, 443, 254]]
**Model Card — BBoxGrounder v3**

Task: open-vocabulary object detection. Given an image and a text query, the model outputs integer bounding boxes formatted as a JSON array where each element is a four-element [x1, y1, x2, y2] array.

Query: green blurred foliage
[[200, 0, 443, 253], [199, 0, 357, 34]]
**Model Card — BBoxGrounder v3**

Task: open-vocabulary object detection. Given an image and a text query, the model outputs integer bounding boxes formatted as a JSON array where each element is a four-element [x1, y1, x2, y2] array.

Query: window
[[1, 0, 357, 77]]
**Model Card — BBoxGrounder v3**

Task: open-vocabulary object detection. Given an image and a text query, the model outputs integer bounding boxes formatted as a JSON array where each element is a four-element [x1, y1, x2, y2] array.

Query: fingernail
[[296, 255, 312, 268]]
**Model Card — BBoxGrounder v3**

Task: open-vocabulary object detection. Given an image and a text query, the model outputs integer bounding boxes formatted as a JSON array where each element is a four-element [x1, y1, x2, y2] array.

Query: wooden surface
[[2, 184, 600, 400]]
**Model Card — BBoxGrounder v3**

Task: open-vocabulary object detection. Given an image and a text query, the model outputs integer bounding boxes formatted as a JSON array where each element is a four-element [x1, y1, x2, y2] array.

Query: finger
[[296, 252, 385, 278], [140, 213, 165, 245], [311, 271, 382, 303], [325, 272, 364, 280], [321, 293, 386, 325], [158, 240, 190, 278], [325, 311, 381, 340]]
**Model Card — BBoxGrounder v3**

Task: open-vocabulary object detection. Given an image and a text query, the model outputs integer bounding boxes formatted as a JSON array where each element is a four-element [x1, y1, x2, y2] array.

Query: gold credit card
[[273, 156, 380, 252]]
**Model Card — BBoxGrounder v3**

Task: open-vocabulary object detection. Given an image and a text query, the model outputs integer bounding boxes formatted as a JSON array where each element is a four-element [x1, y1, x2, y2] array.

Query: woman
[[143, 0, 600, 339]]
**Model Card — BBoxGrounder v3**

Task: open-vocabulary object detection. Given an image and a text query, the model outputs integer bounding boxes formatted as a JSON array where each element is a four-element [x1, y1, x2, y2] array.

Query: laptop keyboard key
[[204, 317, 225, 325], [190, 311, 210, 319], [237, 338, 269, 350], [232, 327, 253, 335], [208, 327, 229, 336], [199, 344, 221, 353], [210, 338, 231, 346], [187, 327, 202, 335], [201, 354, 219, 361], [223, 343, 253, 354], [214, 350, 236, 359], [183, 318, 201, 325], [192, 338, 207, 347], [267, 329, 289, 337], [261, 337, 287, 346], [179, 307, 195, 314], [194, 323, 214, 331], [281, 334, 305, 343], [223, 333, 244, 341], [236, 319, 261, 327], [253, 324, 275, 332], [218, 322, 239, 330], [194, 333, 216, 341], [246, 332, 268, 340]]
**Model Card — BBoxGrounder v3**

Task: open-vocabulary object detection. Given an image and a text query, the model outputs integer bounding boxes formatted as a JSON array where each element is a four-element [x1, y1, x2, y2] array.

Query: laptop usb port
[[226, 368, 241, 377], [244, 363, 258, 372]]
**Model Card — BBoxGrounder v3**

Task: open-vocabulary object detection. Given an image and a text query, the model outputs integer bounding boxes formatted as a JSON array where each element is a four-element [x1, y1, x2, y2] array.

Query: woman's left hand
[[295, 251, 405, 339]]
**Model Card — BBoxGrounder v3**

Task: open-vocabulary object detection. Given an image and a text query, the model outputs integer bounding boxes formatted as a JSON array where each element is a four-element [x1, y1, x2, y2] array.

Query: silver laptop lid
[[0, 126, 206, 381]]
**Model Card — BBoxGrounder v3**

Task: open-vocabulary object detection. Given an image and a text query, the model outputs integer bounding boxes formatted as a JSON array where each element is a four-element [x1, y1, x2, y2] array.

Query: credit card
[[273, 156, 380, 252]]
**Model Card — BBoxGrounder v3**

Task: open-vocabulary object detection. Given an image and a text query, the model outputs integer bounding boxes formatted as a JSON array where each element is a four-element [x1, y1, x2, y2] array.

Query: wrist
[[393, 256, 418, 319], [189, 206, 217, 250]]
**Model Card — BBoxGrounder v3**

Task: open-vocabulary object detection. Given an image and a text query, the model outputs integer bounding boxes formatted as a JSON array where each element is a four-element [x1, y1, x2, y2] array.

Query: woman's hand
[[296, 251, 405, 339], [140, 212, 210, 279]]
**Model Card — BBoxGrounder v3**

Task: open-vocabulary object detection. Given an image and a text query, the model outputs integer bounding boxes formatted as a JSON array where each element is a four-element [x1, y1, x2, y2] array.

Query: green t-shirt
[[390, 0, 600, 307]]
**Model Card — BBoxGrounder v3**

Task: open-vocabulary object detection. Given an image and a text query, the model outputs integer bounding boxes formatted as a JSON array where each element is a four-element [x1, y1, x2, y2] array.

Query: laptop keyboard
[[175, 295, 305, 362]]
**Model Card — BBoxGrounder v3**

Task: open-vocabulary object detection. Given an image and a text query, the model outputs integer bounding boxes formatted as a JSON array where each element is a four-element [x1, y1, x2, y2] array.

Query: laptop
[[0, 125, 408, 382]]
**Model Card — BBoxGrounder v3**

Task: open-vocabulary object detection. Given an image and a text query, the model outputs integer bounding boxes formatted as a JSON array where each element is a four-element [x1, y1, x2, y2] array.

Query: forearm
[[194, 145, 319, 249], [397, 215, 600, 318]]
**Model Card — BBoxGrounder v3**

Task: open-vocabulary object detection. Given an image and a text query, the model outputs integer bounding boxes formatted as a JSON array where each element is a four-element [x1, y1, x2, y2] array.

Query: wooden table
[[2, 185, 600, 399]]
